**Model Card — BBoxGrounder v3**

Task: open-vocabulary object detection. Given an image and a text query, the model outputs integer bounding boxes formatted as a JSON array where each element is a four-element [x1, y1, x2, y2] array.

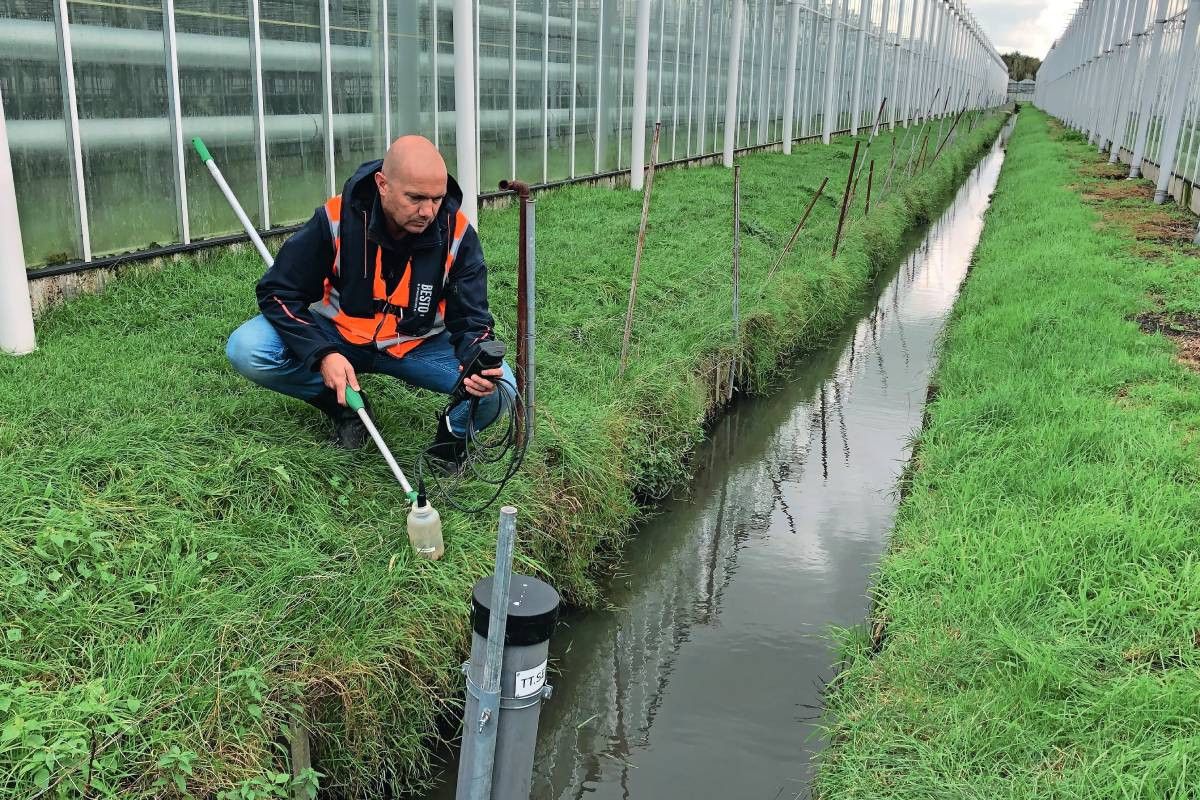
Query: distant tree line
[[1002, 51, 1042, 81]]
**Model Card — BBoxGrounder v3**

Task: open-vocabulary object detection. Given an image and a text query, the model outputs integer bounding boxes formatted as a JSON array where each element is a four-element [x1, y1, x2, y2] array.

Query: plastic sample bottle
[[407, 492, 444, 560]]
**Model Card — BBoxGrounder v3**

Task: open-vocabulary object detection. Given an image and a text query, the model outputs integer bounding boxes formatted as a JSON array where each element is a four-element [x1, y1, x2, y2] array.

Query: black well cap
[[471, 573, 560, 646]]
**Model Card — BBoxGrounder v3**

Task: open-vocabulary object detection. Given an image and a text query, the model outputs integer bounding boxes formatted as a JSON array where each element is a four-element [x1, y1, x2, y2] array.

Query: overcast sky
[[970, 0, 1077, 57]]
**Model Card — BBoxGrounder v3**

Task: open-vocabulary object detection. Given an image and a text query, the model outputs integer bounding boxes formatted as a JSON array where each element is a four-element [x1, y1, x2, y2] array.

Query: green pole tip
[[191, 137, 212, 162], [344, 386, 365, 412], [406, 490, 419, 504]]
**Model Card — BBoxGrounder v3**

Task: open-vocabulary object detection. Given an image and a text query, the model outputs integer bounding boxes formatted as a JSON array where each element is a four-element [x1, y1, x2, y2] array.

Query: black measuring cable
[[417, 376, 529, 514]]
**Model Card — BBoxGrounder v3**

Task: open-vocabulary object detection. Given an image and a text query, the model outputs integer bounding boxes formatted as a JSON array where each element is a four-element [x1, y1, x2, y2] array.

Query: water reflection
[[426, 134, 1008, 800]]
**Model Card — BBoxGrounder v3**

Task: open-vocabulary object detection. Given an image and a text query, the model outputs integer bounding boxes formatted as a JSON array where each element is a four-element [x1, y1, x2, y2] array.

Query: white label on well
[[514, 660, 548, 699]]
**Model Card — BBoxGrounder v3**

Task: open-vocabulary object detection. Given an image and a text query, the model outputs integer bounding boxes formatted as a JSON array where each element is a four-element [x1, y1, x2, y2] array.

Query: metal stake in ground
[[728, 163, 741, 403], [619, 121, 662, 379], [833, 140, 861, 259], [762, 176, 829, 288], [499, 179, 537, 446]]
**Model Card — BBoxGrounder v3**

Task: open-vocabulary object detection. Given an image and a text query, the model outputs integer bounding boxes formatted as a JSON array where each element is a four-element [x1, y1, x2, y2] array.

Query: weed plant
[[816, 108, 1200, 798], [0, 113, 1005, 797]]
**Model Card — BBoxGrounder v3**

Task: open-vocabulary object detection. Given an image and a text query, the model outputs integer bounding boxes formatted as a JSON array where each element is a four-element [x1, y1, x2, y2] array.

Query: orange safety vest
[[311, 195, 467, 358]]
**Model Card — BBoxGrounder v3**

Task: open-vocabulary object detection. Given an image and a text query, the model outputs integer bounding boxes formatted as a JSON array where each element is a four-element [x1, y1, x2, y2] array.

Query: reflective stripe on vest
[[311, 195, 465, 358]]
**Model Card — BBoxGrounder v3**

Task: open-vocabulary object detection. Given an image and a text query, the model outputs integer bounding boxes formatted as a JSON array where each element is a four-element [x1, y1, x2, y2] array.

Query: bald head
[[376, 135, 448, 236]]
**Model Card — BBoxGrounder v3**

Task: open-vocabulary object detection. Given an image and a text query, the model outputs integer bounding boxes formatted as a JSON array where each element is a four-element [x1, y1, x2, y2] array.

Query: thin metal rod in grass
[[728, 163, 741, 403], [833, 139, 861, 259], [930, 107, 967, 165], [846, 98, 888, 201], [619, 121, 662, 379], [881, 134, 898, 197], [761, 176, 829, 288]]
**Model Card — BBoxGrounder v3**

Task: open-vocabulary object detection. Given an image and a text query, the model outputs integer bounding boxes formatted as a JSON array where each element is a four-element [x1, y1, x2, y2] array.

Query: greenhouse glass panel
[[260, 0, 326, 225], [543, 0, 572, 180], [330, 0, 385, 184], [477, 0, 511, 190], [0, 0, 81, 265], [70, 0, 179, 256], [176, 0, 259, 240]]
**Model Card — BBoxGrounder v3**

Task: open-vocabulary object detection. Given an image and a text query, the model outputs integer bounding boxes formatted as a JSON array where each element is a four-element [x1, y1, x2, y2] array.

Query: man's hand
[[319, 352, 360, 406], [460, 365, 504, 398]]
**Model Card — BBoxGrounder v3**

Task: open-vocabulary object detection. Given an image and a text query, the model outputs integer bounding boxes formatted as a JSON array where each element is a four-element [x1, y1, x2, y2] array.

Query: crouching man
[[226, 135, 513, 471]]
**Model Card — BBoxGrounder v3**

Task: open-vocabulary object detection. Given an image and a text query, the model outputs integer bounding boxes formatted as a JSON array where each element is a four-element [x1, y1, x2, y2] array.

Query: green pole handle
[[191, 137, 213, 163], [344, 386, 365, 412]]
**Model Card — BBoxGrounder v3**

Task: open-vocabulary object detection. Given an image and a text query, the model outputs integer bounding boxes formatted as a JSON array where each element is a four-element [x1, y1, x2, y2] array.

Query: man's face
[[377, 166, 446, 235]]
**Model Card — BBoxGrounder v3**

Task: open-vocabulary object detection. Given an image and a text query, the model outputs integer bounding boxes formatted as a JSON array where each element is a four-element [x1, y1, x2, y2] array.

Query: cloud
[[968, 0, 1077, 57]]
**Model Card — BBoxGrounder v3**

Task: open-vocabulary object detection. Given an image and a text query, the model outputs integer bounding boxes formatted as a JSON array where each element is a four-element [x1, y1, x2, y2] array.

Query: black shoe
[[307, 388, 368, 450], [427, 415, 467, 475]]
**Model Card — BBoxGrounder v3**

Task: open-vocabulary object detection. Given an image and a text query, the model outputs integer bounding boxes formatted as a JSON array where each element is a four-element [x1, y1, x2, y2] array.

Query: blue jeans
[[226, 314, 514, 437]]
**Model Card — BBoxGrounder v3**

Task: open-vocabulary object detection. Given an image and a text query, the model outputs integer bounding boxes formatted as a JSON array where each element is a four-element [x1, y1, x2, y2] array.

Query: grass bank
[[0, 112, 1005, 798], [816, 107, 1200, 798]]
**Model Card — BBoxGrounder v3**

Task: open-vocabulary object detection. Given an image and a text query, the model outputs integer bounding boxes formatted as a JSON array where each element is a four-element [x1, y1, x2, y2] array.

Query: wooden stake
[[832, 140, 860, 259], [865, 159, 875, 216], [619, 122, 662, 378]]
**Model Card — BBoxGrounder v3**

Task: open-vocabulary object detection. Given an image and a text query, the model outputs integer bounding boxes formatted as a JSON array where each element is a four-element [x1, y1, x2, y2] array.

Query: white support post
[[782, 0, 801, 153], [1109, 0, 1152, 163], [850, 0, 872, 135], [379, 0, 391, 146], [0, 91, 35, 355], [723, 0, 745, 165], [162, 0, 189, 244], [822, 0, 842, 143], [1152, 0, 1200, 203], [630, 0, 652, 189], [890, 0, 906, 130], [541, 0, 549, 183], [671, 0, 683, 159], [249, 0, 270, 227], [431, 0, 441, 147], [53, 0, 90, 262], [453, 0, 479, 225], [509, 0, 517, 179], [1129, 0, 1173, 177], [872, 0, 891, 128], [320, 0, 335, 197], [570, 0, 579, 176]]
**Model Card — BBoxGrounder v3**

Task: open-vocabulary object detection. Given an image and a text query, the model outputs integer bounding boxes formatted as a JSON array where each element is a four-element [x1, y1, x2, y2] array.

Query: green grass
[[815, 107, 1200, 798], [0, 111, 1005, 798]]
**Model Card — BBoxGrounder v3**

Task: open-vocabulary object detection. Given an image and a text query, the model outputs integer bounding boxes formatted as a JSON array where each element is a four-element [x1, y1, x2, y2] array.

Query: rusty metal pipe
[[499, 178, 534, 445]]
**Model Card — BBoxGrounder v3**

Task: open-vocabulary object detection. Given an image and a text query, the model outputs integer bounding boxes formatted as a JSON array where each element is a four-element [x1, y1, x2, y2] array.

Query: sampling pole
[[457, 507, 560, 800]]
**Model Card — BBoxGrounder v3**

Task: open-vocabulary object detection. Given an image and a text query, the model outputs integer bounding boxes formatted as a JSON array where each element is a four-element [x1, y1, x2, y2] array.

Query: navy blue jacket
[[256, 161, 495, 371]]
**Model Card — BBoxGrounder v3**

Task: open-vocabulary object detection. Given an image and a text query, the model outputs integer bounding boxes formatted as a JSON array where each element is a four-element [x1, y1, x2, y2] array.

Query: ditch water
[[427, 126, 1010, 800]]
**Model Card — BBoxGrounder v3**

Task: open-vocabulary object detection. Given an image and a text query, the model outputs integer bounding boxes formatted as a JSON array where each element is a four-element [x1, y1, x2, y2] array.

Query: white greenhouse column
[[822, 0, 842, 143], [849, 0, 872, 135], [1130, 0, 1175, 177], [782, 0, 801, 153], [1109, 0, 1151, 163], [872, 0, 891, 128], [890, 0, 906, 129], [630, 0, 652, 189], [1152, 0, 1200, 203], [723, 0, 745, 166], [0, 94, 35, 355], [319, 0, 335, 196], [453, 0, 478, 225]]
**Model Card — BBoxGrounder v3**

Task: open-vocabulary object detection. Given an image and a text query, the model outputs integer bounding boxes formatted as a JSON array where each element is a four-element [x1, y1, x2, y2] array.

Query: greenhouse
[[3, 0, 1200, 798]]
